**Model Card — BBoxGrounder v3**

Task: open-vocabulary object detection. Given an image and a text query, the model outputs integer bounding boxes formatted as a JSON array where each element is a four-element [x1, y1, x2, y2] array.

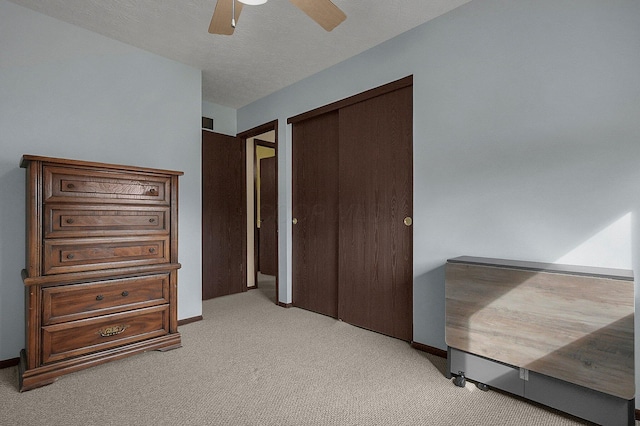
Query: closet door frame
[[288, 76, 412, 125]]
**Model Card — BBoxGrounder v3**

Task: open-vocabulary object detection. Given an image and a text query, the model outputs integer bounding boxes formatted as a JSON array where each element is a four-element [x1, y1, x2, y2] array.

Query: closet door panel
[[338, 85, 413, 341], [292, 112, 339, 317]]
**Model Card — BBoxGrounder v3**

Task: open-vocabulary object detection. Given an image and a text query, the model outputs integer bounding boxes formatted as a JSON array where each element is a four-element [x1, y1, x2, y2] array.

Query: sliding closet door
[[338, 85, 413, 341], [292, 112, 339, 317]]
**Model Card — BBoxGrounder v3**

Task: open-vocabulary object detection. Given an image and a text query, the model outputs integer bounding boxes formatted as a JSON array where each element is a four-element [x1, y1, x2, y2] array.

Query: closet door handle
[[403, 217, 413, 227], [292, 218, 298, 225]]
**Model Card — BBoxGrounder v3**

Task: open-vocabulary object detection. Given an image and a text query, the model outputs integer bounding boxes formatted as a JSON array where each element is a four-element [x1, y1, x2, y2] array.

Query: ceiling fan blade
[[289, 0, 346, 32], [209, 0, 244, 35]]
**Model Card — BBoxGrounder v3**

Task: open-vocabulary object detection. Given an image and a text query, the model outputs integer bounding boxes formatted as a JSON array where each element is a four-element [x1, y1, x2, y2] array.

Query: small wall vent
[[202, 117, 213, 130]]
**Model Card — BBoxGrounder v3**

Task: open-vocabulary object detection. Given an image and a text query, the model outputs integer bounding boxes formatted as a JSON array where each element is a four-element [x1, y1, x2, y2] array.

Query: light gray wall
[[238, 0, 640, 401], [202, 100, 237, 136], [0, 1, 203, 361]]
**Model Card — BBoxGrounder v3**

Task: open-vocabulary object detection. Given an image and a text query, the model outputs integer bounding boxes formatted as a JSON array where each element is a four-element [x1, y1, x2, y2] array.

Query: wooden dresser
[[19, 155, 182, 391]]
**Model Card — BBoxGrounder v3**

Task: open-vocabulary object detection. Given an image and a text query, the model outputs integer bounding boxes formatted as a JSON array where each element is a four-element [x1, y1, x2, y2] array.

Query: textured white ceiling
[[8, 0, 471, 108]]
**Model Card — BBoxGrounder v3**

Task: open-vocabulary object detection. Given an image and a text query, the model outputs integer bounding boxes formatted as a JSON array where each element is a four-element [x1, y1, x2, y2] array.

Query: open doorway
[[239, 121, 278, 304]]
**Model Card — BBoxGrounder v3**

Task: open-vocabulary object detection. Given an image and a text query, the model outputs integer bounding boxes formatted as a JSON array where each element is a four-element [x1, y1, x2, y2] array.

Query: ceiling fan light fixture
[[209, 0, 346, 35], [238, 0, 267, 5]]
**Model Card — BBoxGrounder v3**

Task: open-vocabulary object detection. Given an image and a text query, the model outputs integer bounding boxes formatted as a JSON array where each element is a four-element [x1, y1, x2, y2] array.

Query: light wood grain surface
[[445, 258, 634, 399]]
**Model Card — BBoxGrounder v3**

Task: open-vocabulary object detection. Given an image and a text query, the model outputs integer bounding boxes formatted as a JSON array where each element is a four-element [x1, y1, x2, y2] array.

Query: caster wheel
[[453, 373, 466, 387], [476, 382, 489, 391]]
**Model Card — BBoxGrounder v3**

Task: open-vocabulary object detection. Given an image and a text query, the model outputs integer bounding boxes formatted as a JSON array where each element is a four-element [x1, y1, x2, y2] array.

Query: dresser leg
[[18, 349, 56, 392]]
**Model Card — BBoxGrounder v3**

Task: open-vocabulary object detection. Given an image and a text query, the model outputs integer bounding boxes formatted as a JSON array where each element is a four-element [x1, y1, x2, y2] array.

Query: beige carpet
[[0, 275, 615, 425]]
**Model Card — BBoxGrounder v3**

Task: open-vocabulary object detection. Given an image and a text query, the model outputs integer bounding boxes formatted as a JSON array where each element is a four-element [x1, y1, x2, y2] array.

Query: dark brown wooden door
[[259, 156, 277, 276], [338, 85, 413, 341], [292, 111, 339, 317], [202, 130, 247, 299]]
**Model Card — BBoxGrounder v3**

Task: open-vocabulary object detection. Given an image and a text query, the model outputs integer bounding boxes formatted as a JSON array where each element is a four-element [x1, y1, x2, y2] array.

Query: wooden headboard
[[445, 256, 635, 400]]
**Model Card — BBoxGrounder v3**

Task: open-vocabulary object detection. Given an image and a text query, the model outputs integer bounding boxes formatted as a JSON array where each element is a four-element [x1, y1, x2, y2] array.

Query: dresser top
[[447, 255, 634, 281], [20, 154, 184, 176]]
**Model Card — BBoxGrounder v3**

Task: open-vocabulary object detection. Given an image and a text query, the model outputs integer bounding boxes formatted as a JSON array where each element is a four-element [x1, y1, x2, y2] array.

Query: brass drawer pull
[[66, 183, 75, 189], [96, 295, 104, 301], [66, 254, 75, 259], [149, 248, 156, 254], [148, 188, 157, 195], [121, 291, 129, 297], [149, 218, 156, 223], [66, 218, 74, 224], [99, 325, 128, 337]]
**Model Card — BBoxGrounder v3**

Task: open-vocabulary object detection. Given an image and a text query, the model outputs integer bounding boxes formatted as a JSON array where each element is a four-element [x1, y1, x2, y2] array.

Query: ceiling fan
[[209, 0, 346, 35]]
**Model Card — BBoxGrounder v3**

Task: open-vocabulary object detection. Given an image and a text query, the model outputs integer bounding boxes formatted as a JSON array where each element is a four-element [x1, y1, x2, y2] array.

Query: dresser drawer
[[43, 166, 170, 205], [41, 305, 169, 364], [44, 204, 169, 238], [44, 236, 169, 275], [42, 274, 170, 325]]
